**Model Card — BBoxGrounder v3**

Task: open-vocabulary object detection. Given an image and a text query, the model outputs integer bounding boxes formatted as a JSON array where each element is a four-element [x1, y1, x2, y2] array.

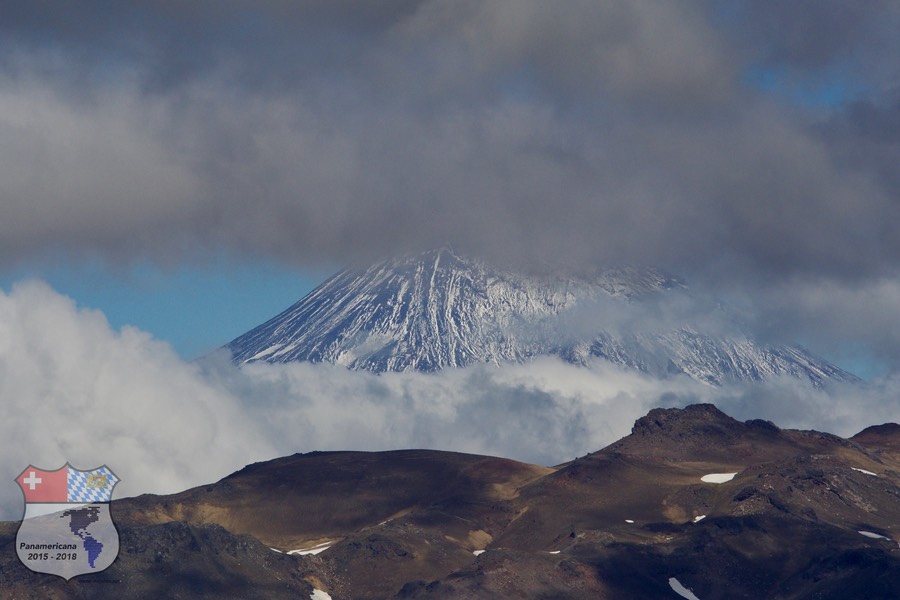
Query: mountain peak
[[610, 403, 781, 460], [226, 249, 856, 386], [851, 422, 900, 452], [632, 403, 739, 436]]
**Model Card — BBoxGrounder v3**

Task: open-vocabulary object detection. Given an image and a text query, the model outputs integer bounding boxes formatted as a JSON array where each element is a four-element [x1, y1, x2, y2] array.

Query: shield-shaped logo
[[15, 463, 120, 580]]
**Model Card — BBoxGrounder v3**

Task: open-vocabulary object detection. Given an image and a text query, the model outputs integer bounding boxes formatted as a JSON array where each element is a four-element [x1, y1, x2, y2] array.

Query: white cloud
[[708, 373, 900, 437], [203, 354, 699, 466], [0, 281, 275, 519], [2, 281, 898, 521]]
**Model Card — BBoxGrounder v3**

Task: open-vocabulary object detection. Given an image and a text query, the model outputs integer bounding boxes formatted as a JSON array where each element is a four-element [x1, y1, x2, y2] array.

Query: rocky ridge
[[2, 404, 897, 599]]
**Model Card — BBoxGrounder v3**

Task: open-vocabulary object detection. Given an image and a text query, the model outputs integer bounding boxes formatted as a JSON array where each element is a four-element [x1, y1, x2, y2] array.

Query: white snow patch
[[625, 519, 635, 524], [668, 577, 701, 600], [310, 590, 333, 600], [289, 542, 333, 556], [701, 472, 737, 483], [548, 550, 561, 554], [692, 515, 706, 523], [473, 550, 485, 556], [269, 548, 283, 553], [859, 531, 890, 541], [247, 344, 283, 362], [852, 467, 878, 476]]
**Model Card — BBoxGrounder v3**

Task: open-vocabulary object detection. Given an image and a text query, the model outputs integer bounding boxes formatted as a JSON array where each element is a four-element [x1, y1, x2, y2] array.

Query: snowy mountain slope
[[226, 248, 855, 385]]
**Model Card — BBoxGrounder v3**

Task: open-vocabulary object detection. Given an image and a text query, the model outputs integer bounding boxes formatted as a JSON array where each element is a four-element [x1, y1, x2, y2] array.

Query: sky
[[0, 255, 326, 359], [1, 1, 900, 516]]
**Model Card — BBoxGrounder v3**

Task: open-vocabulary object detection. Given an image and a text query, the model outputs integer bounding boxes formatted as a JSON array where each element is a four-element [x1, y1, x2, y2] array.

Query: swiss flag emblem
[[15, 466, 68, 503]]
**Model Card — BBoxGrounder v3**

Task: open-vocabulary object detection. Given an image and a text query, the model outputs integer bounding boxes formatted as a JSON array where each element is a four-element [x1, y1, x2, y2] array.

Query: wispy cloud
[[0, 281, 276, 518]]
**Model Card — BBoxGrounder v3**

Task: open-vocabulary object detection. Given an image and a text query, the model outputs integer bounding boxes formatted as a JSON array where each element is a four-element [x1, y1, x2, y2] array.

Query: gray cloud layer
[[2, 2, 900, 368], [0, 2, 897, 274]]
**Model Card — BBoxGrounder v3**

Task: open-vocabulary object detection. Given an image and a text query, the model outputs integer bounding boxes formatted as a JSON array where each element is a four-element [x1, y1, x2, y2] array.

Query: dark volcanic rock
[[852, 422, 900, 452], [114, 449, 551, 550], [2, 404, 898, 599], [629, 403, 748, 445], [0, 521, 327, 599], [395, 549, 616, 599]]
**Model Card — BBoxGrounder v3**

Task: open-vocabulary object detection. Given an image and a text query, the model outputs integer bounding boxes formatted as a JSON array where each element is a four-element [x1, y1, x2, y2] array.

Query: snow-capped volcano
[[227, 248, 855, 385]]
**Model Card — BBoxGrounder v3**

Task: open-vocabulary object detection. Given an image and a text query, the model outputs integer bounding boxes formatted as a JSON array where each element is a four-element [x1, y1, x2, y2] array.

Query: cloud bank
[[3, 282, 898, 520], [0, 281, 277, 519], [0, 1, 898, 283]]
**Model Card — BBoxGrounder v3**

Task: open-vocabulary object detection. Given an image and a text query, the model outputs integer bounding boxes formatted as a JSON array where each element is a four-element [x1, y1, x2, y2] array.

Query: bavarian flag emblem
[[15, 463, 120, 579]]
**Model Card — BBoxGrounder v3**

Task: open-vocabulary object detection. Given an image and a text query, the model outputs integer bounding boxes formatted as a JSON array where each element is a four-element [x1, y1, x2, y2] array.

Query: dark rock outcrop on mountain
[[0, 519, 327, 599], [226, 248, 857, 386], [853, 422, 900, 453], [2, 404, 898, 598]]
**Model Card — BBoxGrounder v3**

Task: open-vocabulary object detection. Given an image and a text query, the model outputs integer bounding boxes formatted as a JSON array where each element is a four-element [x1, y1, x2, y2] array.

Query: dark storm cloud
[[0, 1, 422, 90], [727, 0, 900, 85], [2, 2, 900, 366], [820, 96, 900, 216], [727, 0, 876, 68]]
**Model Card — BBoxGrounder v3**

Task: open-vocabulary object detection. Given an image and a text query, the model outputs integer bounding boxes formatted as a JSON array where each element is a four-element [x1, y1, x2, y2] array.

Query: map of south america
[[62, 507, 104, 568]]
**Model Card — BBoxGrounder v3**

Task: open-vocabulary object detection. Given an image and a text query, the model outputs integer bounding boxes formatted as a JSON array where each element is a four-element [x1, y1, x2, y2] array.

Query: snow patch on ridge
[[289, 541, 333, 556], [669, 577, 701, 599], [852, 467, 877, 476], [701, 472, 737, 483]]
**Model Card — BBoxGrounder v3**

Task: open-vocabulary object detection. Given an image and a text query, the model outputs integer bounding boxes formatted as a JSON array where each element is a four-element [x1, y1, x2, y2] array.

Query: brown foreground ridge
[[1, 403, 898, 599]]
